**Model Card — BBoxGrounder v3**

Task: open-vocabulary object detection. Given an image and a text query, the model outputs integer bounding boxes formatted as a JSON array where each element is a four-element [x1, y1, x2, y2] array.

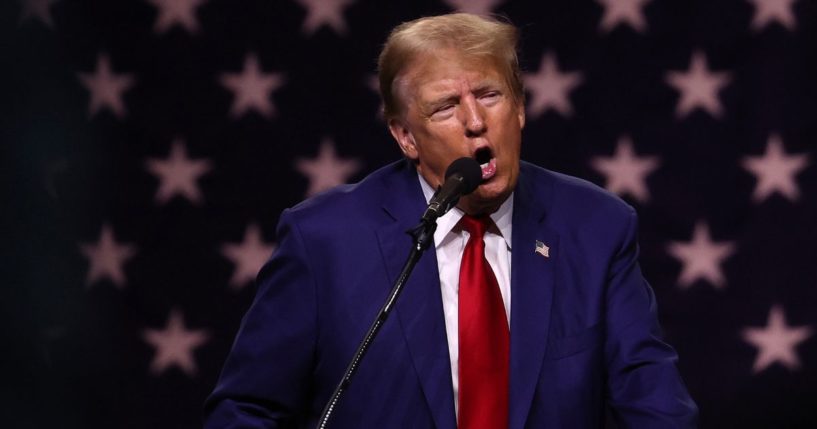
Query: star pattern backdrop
[[2, 0, 816, 427]]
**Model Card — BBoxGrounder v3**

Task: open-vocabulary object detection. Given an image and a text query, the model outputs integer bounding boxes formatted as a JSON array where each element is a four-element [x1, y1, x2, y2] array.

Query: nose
[[461, 95, 487, 137]]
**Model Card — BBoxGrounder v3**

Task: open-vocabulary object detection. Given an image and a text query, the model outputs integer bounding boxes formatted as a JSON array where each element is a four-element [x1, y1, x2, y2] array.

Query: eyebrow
[[426, 94, 460, 109], [471, 80, 501, 93], [425, 80, 503, 106]]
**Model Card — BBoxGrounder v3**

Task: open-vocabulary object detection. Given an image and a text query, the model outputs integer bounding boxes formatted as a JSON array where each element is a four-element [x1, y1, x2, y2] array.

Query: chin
[[477, 177, 510, 198], [467, 182, 511, 211]]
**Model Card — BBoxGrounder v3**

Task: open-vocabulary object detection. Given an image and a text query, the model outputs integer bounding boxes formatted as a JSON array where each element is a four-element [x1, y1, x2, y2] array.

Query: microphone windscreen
[[445, 157, 482, 195]]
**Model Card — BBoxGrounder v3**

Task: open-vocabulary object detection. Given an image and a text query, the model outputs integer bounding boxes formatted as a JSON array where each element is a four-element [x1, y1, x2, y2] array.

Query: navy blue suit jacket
[[204, 160, 698, 428]]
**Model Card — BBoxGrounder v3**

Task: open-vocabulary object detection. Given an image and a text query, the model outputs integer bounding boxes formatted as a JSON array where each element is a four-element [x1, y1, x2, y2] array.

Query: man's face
[[388, 49, 525, 216]]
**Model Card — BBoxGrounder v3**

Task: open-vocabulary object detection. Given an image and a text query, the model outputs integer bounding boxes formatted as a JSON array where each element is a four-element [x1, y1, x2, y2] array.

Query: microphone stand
[[315, 216, 438, 429]]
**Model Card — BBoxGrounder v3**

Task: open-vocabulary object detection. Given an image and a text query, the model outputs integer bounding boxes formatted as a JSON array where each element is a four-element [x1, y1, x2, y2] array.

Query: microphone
[[421, 157, 482, 223]]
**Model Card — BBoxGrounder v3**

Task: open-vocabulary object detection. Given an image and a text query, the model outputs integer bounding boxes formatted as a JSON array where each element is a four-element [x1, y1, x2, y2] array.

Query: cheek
[[496, 133, 521, 161], [420, 127, 464, 154]]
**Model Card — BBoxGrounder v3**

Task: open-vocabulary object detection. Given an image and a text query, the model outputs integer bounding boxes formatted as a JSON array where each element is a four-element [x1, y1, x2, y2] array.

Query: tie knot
[[459, 214, 492, 240]]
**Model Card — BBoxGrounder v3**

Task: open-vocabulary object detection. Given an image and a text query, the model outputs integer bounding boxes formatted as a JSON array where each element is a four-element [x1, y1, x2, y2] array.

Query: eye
[[479, 91, 501, 105], [430, 104, 455, 119]]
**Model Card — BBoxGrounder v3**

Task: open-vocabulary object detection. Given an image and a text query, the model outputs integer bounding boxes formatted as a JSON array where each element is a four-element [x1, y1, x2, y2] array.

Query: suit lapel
[[508, 166, 558, 429], [376, 162, 457, 429]]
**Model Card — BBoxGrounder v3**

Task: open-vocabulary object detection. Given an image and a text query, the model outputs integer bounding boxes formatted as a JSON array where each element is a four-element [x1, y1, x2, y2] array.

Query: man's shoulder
[[520, 161, 636, 223], [281, 159, 412, 227]]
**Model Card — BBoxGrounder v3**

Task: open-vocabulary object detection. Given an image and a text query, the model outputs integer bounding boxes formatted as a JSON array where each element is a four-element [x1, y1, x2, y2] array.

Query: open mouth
[[474, 147, 497, 181]]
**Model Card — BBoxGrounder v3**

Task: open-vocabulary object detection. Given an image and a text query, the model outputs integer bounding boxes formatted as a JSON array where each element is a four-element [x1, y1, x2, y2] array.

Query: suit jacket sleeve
[[604, 206, 698, 427], [204, 209, 317, 429]]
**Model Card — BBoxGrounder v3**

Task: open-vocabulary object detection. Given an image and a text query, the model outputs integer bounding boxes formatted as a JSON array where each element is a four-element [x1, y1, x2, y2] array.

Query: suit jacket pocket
[[544, 322, 603, 360]]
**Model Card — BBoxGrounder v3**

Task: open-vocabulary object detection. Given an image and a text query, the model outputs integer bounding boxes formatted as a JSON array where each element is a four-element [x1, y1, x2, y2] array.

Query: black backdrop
[[2, 0, 817, 427]]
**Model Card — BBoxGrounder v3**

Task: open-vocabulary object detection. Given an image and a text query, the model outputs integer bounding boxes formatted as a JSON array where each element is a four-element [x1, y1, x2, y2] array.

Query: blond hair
[[377, 13, 523, 119]]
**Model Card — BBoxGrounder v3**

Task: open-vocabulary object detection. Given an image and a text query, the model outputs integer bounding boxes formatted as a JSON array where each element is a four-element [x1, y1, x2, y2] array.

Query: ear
[[388, 118, 419, 161], [516, 101, 526, 129]]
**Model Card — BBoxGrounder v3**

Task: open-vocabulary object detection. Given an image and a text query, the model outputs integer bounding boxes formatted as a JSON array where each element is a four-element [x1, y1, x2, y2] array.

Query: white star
[[19, 0, 57, 27], [145, 139, 213, 205], [742, 305, 813, 373], [219, 54, 285, 119], [221, 223, 276, 290], [747, 0, 798, 32], [665, 51, 731, 119], [742, 134, 809, 203], [296, 138, 362, 197], [77, 54, 136, 119], [591, 136, 660, 203], [142, 308, 209, 377], [523, 53, 584, 118], [443, 0, 505, 15], [79, 224, 137, 289], [145, 0, 206, 34], [666, 222, 736, 289], [295, 0, 355, 35], [596, 0, 651, 33]]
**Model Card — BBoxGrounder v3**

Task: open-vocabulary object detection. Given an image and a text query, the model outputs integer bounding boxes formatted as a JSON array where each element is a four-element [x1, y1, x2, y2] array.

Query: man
[[205, 13, 697, 428]]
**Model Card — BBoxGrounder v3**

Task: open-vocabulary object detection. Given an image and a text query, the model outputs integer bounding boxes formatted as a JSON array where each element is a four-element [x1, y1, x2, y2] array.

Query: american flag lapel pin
[[535, 240, 550, 258]]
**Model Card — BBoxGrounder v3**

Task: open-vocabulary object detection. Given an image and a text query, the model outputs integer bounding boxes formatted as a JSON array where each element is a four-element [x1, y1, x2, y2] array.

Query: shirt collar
[[418, 172, 513, 250]]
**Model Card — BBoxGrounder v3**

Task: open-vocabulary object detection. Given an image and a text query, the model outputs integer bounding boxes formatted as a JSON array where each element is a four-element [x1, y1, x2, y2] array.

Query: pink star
[[19, 0, 58, 27], [79, 224, 137, 289], [747, 0, 798, 32], [145, 139, 213, 205], [77, 54, 136, 119], [742, 134, 809, 203], [296, 138, 362, 197], [596, 0, 651, 33], [295, 0, 355, 35], [742, 305, 813, 373], [221, 223, 276, 290], [666, 222, 736, 289], [219, 54, 285, 119], [665, 51, 731, 119], [366, 74, 385, 120], [523, 53, 584, 118], [146, 0, 206, 34], [591, 136, 660, 203], [142, 308, 209, 377]]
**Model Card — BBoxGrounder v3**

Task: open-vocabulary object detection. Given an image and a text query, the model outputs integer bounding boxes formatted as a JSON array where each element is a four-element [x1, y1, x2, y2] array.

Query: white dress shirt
[[418, 173, 513, 413]]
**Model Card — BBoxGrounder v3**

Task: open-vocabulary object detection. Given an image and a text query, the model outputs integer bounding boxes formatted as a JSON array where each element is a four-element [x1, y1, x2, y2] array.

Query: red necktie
[[457, 215, 509, 429]]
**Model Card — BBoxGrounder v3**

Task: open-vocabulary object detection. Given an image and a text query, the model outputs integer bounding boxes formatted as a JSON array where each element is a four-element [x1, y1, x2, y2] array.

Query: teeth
[[480, 162, 489, 169]]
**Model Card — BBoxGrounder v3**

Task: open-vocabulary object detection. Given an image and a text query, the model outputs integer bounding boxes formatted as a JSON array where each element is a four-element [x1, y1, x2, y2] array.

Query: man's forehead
[[399, 52, 504, 95]]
